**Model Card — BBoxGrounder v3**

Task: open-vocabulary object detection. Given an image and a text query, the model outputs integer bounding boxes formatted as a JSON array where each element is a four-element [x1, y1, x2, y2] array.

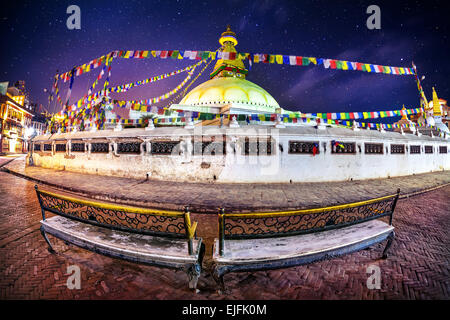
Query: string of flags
[[56, 49, 416, 82], [94, 118, 440, 132], [116, 66, 197, 105], [55, 103, 431, 136], [107, 59, 205, 94], [57, 59, 206, 121], [54, 91, 429, 133], [303, 107, 423, 120], [412, 62, 428, 108], [62, 59, 213, 127], [103, 104, 424, 121], [60, 60, 206, 111], [100, 114, 431, 130], [47, 45, 433, 135], [100, 113, 440, 133]]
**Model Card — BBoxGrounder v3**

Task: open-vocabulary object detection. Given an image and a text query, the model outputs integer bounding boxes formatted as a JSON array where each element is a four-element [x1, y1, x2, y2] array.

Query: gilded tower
[[432, 87, 442, 116]]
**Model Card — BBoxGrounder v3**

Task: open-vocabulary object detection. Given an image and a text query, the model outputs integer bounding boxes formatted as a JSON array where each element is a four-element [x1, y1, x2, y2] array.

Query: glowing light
[[25, 127, 35, 139], [11, 95, 25, 106]]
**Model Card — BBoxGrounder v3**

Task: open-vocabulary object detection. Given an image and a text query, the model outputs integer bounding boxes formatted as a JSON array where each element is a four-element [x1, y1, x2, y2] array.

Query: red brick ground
[[0, 171, 449, 299], [0, 156, 18, 168]]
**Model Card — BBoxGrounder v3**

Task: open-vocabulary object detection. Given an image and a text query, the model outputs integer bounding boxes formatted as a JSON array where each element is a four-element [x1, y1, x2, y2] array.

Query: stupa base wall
[[29, 126, 450, 183], [30, 152, 450, 183]]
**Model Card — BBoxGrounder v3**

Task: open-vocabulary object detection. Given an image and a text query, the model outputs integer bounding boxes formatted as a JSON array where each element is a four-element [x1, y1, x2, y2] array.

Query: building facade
[[0, 91, 33, 154]]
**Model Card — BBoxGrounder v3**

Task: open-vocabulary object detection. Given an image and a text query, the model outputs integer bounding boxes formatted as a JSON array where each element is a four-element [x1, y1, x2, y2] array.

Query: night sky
[[1, 0, 449, 117]]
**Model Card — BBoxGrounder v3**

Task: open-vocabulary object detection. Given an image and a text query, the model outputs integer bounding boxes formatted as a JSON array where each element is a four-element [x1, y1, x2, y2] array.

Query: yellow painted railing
[[37, 188, 183, 216], [221, 192, 398, 219], [36, 186, 199, 255]]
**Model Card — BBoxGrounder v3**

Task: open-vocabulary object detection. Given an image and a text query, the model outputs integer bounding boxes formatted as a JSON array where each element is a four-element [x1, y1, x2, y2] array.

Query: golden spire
[[219, 25, 238, 46], [432, 87, 442, 116], [210, 25, 247, 79], [401, 105, 408, 120]]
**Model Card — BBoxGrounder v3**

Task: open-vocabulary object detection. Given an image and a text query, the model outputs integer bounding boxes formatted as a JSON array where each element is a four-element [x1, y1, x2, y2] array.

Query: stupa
[[169, 26, 284, 125], [29, 26, 449, 183], [393, 106, 417, 133], [426, 87, 449, 134]]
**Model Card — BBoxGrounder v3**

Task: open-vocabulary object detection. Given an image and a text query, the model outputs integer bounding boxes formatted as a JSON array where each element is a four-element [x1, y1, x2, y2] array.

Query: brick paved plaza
[[0, 157, 449, 299], [3, 157, 450, 212]]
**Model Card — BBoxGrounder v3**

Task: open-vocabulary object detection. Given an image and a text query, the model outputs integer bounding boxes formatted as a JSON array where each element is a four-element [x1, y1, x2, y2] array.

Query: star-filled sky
[[1, 0, 449, 117]]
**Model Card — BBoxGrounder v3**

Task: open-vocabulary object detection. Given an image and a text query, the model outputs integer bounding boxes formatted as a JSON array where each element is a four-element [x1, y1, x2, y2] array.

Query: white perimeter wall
[[30, 128, 450, 183]]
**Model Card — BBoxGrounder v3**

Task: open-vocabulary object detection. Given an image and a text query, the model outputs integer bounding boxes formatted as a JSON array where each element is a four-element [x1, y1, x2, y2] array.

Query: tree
[[140, 114, 156, 127]]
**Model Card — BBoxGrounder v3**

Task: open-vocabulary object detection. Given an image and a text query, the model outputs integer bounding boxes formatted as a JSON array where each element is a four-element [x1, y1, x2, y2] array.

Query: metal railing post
[[390, 188, 401, 225], [184, 206, 194, 255], [34, 185, 46, 220], [218, 208, 225, 256]]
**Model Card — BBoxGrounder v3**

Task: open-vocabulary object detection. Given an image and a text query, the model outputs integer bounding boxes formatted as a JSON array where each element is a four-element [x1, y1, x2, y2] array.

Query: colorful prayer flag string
[[56, 49, 416, 82]]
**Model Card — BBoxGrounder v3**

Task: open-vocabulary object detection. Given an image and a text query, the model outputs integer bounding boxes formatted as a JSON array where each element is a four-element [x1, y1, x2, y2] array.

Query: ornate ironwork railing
[[35, 187, 197, 242], [217, 189, 400, 255]]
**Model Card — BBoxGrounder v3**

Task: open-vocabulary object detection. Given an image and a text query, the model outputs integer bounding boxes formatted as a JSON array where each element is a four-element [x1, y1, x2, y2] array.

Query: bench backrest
[[35, 185, 198, 254], [217, 189, 400, 256]]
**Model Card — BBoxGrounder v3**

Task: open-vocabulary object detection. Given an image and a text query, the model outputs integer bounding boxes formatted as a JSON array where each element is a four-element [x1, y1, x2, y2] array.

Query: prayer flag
[[276, 55, 283, 64], [160, 51, 168, 59], [289, 55, 297, 65]]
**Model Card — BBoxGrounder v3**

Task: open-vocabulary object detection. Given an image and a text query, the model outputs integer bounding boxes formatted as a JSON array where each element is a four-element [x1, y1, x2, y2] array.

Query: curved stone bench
[[212, 190, 400, 292], [35, 186, 205, 290]]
